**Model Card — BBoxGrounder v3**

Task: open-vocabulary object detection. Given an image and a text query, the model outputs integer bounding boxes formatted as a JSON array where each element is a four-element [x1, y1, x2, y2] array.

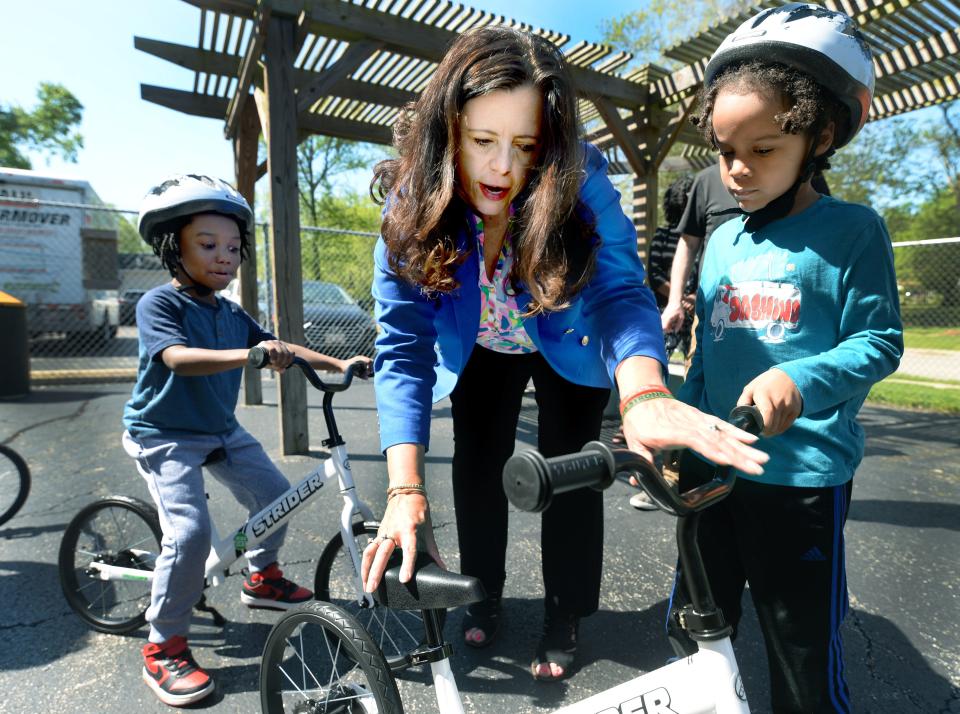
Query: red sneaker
[[142, 636, 215, 706], [241, 562, 312, 610]]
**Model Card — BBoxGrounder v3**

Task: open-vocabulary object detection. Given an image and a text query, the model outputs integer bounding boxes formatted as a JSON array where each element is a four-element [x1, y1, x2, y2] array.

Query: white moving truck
[[0, 169, 120, 343]]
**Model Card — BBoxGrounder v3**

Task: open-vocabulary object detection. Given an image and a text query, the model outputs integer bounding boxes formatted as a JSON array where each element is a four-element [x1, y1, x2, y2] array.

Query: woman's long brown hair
[[371, 26, 597, 313]]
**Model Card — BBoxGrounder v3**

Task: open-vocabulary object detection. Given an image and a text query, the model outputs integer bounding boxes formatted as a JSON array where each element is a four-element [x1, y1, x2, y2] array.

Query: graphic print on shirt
[[708, 251, 801, 344]]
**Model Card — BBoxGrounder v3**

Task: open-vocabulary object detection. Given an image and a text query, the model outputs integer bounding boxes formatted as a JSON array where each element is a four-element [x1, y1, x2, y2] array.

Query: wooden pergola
[[589, 0, 960, 226], [138, 0, 960, 453]]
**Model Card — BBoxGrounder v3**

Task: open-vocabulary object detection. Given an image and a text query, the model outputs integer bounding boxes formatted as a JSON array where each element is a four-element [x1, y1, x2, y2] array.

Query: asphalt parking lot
[[0, 376, 957, 713]]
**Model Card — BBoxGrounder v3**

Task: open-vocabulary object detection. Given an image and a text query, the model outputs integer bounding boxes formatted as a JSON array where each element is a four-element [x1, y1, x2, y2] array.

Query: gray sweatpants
[[122, 426, 290, 643]]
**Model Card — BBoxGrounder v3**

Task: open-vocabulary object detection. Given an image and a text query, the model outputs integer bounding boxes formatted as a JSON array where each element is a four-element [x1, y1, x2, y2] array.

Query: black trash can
[[0, 291, 29, 400]]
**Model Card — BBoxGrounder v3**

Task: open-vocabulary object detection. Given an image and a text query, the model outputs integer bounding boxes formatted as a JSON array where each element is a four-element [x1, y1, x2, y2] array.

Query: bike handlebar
[[503, 405, 764, 515], [246, 346, 371, 393]]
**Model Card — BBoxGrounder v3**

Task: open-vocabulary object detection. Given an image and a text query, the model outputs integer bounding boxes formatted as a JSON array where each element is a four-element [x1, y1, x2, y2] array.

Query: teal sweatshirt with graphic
[[679, 196, 903, 487]]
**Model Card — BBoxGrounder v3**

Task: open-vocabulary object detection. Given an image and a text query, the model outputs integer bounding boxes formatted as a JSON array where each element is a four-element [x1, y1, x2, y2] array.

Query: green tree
[[601, 0, 750, 68], [0, 83, 83, 169], [894, 188, 960, 307], [117, 215, 146, 254], [297, 135, 382, 226], [827, 117, 942, 210], [922, 100, 960, 203]]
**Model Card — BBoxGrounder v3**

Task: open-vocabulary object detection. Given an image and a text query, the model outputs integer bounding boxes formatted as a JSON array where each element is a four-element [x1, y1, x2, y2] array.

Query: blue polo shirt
[[123, 283, 274, 438]]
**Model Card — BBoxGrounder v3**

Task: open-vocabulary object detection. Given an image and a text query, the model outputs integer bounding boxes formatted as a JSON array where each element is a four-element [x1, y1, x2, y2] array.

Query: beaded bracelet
[[386, 483, 426, 498], [619, 386, 674, 418]]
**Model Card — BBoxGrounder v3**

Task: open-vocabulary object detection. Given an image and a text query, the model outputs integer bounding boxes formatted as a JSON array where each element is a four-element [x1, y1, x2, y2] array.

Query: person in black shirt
[[647, 174, 697, 359]]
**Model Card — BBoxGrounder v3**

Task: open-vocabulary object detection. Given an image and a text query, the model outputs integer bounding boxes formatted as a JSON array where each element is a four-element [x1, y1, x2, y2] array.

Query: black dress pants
[[449, 345, 609, 617], [668, 450, 854, 713]]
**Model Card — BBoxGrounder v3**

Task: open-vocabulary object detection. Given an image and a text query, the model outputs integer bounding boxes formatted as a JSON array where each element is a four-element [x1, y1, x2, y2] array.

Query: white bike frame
[[419, 635, 748, 714], [87, 443, 376, 593], [416, 409, 767, 714], [551, 637, 749, 714]]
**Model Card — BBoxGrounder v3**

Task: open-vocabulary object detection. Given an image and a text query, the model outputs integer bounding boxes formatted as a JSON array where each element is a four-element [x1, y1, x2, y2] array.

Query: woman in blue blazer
[[360, 26, 767, 681]]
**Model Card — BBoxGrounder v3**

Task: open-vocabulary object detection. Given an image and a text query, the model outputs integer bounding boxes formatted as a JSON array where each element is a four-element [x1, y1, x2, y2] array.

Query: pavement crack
[[2, 399, 93, 446], [847, 608, 932, 711], [0, 609, 76, 632]]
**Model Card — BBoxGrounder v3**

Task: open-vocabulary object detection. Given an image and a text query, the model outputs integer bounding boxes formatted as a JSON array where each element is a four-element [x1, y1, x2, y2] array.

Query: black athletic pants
[[668, 450, 854, 713], [449, 345, 610, 617]]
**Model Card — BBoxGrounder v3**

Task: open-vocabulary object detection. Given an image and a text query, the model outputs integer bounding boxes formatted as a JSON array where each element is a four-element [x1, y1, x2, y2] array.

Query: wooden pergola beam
[[224, 1, 269, 139], [141, 84, 228, 118], [296, 40, 382, 114], [652, 95, 697, 170], [141, 85, 394, 146], [305, 0, 649, 107], [184, 0, 649, 107], [592, 97, 649, 176], [874, 25, 960, 80], [233, 98, 263, 405], [261, 12, 309, 454], [872, 71, 960, 121], [135, 37, 417, 107]]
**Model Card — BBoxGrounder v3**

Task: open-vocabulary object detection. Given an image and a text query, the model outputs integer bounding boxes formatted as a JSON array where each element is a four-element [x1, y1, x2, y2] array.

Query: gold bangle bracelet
[[386, 483, 426, 495]]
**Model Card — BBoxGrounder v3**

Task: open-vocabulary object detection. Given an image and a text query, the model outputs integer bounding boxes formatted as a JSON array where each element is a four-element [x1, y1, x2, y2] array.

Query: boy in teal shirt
[[668, 5, 903, 712]]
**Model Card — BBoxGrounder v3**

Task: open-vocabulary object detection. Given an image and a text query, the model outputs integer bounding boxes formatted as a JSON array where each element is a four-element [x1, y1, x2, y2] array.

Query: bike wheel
[[0, 445, 30, 527], [260, 600, 403, 714], [315, 522, 427, 672], [58, 496, 161, 634]]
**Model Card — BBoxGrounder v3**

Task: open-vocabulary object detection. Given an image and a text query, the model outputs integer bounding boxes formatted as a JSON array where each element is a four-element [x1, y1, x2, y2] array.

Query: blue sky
[[2, 0, 639, 212]]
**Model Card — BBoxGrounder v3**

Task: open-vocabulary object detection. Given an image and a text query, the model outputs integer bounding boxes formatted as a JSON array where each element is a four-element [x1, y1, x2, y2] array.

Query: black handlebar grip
[[729, 405, 764, 435], [248, 346, 270, 369], [503, 443, 614, 513]]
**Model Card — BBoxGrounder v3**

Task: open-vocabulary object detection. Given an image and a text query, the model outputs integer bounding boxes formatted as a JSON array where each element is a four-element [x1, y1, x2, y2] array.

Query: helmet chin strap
[[175, 264, 215, 297], [743, 140, 822, 232]]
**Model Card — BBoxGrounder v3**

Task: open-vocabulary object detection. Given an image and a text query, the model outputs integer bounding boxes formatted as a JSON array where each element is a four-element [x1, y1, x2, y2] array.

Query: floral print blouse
[[472, 211, 537, 354]]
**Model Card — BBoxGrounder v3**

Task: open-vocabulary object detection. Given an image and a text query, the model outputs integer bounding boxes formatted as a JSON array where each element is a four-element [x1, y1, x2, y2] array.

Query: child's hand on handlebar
[[256, 340, 294, 372], [736, 368, 802, 436], [342, 355, 374, 379], [621, 397, 768, 476]]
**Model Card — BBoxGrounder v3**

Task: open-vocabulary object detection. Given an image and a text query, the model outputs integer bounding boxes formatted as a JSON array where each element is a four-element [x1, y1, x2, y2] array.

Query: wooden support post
[[632, 172, 657, 261], [263, 13, 309, 454], [234, 98, 263, 406]]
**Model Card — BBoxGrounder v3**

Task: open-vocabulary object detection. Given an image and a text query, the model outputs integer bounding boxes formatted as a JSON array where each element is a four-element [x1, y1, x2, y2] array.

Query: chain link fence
[[3, 197, 958, 386], [1, 197, 380, 384], [891, 237, 960, 383]]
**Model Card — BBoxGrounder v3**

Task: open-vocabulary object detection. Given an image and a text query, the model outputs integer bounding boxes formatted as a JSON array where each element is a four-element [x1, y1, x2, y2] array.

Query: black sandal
[[462, 593, 502, 648], [531, 612, 579, 681]]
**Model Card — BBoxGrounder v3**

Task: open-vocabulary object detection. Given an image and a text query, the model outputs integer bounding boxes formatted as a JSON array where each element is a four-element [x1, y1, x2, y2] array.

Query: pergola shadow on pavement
[[136, 0, 960, 452]]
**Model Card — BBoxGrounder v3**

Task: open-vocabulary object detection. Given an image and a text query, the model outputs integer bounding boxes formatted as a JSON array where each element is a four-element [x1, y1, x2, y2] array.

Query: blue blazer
[[372, 144, 666, 451]]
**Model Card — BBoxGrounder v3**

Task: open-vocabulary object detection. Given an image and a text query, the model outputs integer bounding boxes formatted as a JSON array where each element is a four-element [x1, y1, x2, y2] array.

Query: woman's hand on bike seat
[[361, 491, 445, 593]]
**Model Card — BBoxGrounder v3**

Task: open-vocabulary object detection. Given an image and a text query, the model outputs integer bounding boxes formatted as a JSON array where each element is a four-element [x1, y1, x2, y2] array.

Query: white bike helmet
[[138, 174, 253, 243], [704, 3, 875, 147]]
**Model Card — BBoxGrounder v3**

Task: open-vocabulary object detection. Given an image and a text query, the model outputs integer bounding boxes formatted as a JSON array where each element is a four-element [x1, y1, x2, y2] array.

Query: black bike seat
[[374, 554, 486, 611]]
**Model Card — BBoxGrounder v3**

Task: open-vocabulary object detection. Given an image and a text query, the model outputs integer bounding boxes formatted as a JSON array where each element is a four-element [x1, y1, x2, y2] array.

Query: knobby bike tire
[[260, 600, 403, 714], [314, 520, 429, 672], [0, 445, 30, 527], [58, 495, 161, 634]]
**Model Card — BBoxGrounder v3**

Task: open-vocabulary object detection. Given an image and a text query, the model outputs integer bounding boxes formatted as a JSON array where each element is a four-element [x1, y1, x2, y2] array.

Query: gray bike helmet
[[138, 174, 253, 244], [704, 3, 875, 148]]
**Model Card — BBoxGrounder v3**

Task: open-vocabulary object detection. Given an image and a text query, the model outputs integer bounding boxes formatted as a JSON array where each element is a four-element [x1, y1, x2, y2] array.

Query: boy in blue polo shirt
[[123, 174, 371, 706]]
